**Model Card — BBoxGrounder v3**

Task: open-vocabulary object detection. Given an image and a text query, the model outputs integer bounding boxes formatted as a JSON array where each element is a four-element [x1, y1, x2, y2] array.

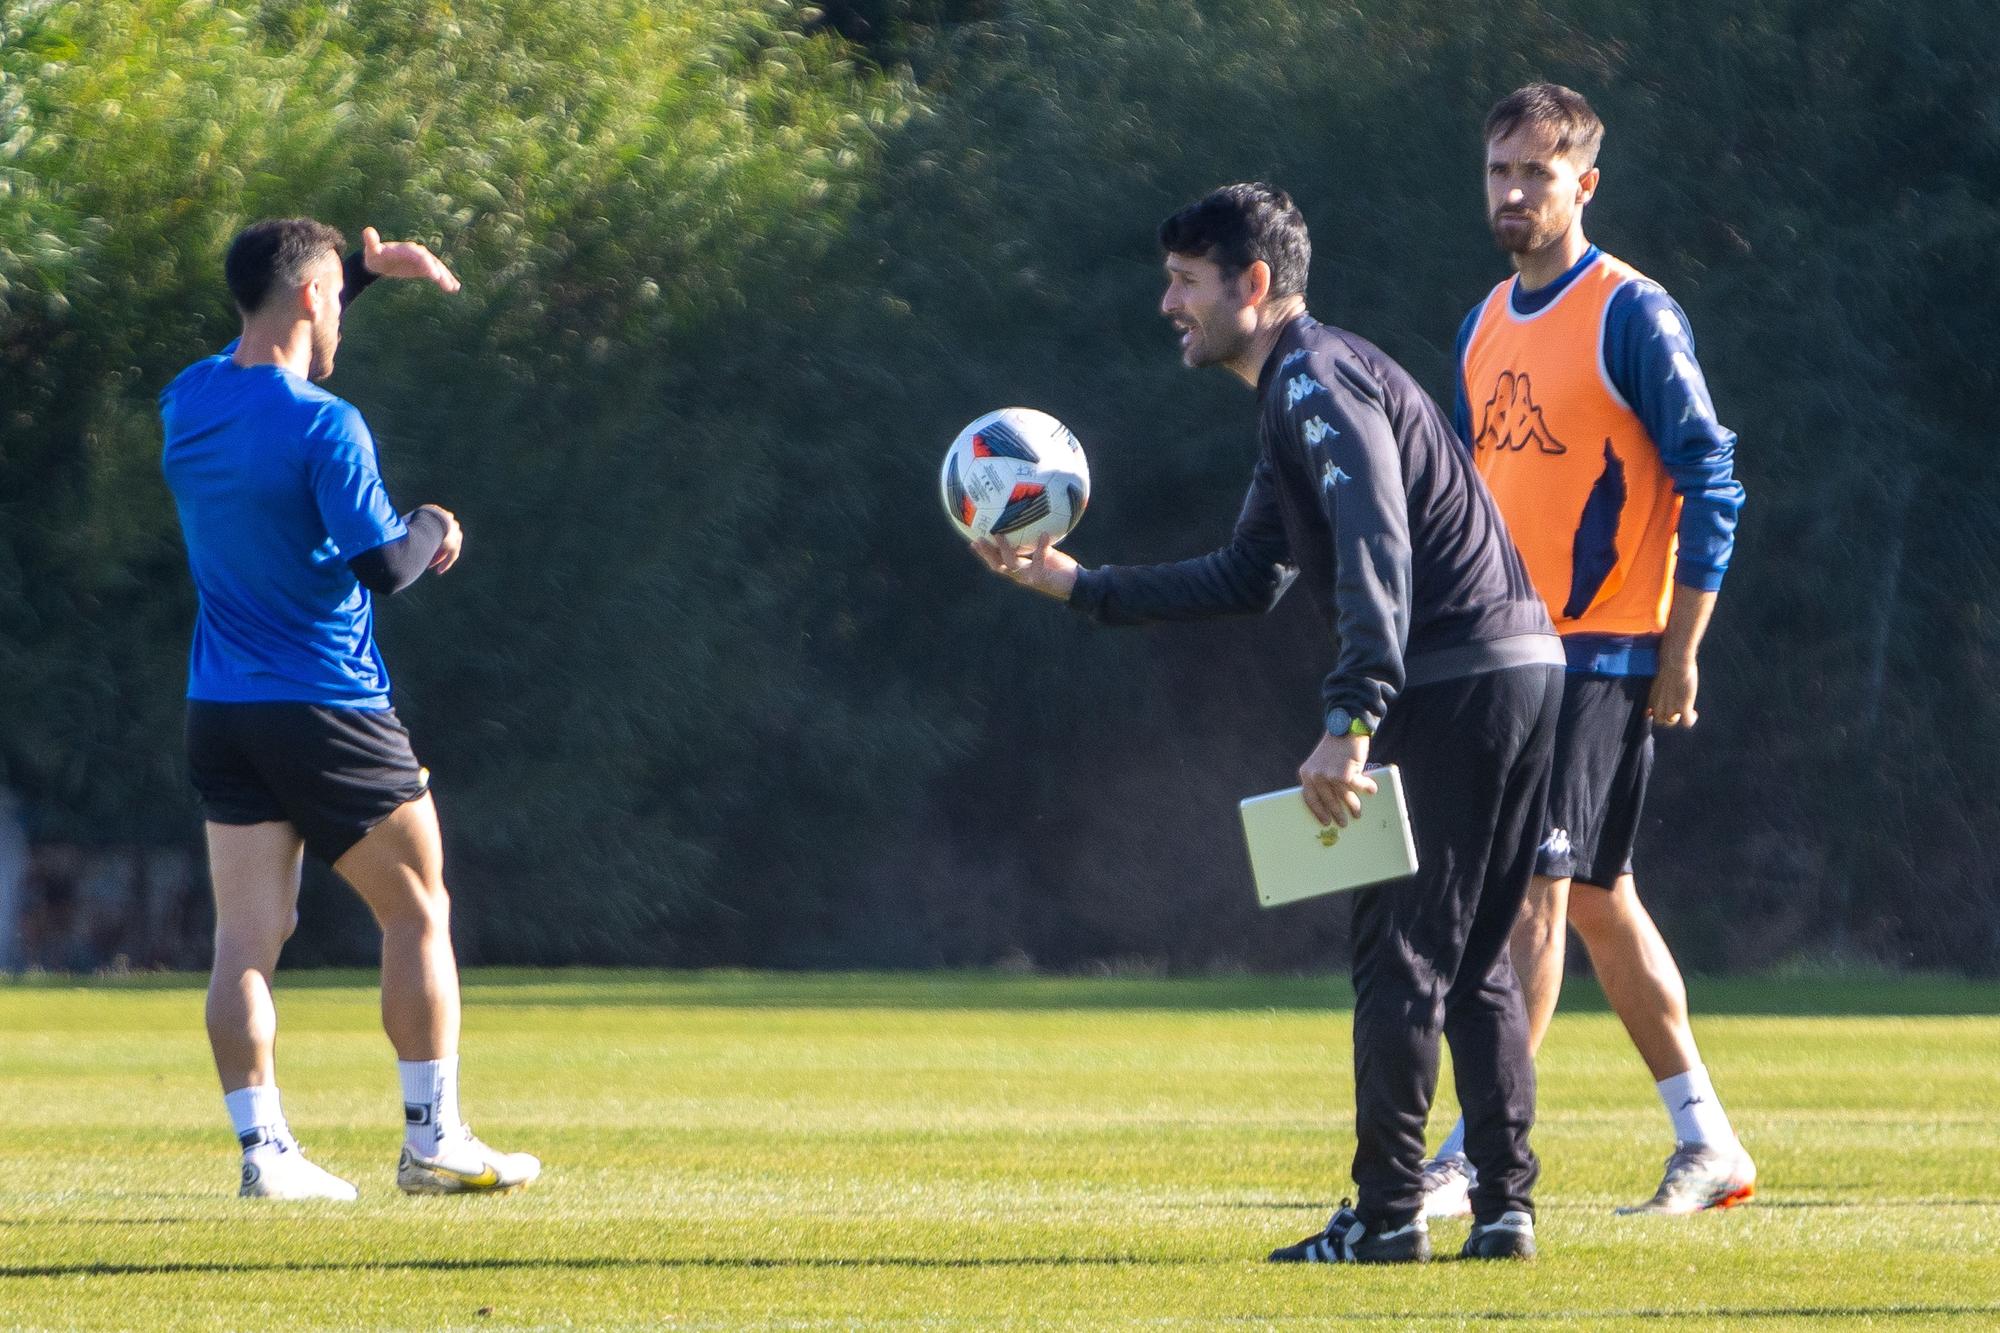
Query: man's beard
[[1490, 208, 1564, 256], [1183, 319, 1250, 369]]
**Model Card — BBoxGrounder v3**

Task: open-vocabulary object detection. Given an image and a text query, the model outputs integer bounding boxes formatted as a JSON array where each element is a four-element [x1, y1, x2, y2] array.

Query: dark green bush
[[4, 0, 1994, 971]]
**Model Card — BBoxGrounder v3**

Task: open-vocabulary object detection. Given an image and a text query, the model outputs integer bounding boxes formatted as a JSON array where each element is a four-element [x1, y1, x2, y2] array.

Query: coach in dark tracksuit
[[974, 184, 1562, 1263]]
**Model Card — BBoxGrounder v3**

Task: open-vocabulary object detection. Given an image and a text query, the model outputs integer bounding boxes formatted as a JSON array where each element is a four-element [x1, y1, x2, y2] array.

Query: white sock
[[1658, 1065, 1736, 1148], [224, 1084, 292, 1156], [1437, 1116, 1467, 1163], [399, 1055, 462, 1155]]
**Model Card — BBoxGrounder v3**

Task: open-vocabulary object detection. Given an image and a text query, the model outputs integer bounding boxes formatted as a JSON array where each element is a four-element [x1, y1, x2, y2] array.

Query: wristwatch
[[1326, 708, 1373, 739]]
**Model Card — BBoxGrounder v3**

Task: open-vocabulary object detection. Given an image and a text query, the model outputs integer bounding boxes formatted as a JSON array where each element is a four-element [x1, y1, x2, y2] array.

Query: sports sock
[[1436, 1116, 1468, 1162], [1657, 1065, 1736, 1149], [224, 1084, 292, 1156], [399, 1055, 462, 1156]]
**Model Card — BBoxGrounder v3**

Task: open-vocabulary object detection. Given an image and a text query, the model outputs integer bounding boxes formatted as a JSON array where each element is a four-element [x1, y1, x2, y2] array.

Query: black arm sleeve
[[1305, 362, 1412, 734], [1067, 454, 1296, 625], [340, 251, 379, 309], [348, 507, 447, 595]]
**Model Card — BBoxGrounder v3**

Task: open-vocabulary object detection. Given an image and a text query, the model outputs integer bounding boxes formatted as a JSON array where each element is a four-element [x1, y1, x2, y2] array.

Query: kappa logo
[[1278, 348, 1311, 372], [1285, 373, 1327, 409], [1320, 460, 1352, 492], [1474, 370, 1568, 455], [1539, 826, 1572, 859], [1302, 416, 1340, 447]]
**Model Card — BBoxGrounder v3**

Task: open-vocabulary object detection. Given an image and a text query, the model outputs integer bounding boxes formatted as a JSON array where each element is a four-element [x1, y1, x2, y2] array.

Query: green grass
[[2, 971, 1997, 1330]]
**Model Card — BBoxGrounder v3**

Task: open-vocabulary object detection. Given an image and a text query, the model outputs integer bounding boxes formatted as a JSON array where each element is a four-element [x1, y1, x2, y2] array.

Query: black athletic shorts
[[186, 701, 430, 866], [1534, 673, 1653, 888]]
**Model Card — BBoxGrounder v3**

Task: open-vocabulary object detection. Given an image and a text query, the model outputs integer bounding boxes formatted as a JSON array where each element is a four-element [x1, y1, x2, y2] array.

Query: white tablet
[[1239, 764, 1419, 907]]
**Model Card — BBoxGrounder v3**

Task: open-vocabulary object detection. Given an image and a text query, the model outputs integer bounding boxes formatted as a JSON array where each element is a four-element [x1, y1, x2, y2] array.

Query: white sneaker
[[1419, 1154, 1475, 1220], [239, 1145, 359, 1201], [397, 1129, 541, 1195]]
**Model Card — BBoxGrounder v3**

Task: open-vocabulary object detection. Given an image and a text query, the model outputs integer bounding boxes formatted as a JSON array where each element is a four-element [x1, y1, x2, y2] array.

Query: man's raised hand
[[361, 226, 461, 293]]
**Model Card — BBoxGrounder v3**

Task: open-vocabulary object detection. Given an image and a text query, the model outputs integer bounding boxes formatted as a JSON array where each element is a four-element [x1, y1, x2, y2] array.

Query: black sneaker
[[1460, 1209, 1537, 1260], [1268, 1201, 1430, 1264]]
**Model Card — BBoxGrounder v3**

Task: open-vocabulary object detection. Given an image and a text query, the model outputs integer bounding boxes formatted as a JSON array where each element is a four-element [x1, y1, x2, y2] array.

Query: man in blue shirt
[[162, 218, 538, 1200]]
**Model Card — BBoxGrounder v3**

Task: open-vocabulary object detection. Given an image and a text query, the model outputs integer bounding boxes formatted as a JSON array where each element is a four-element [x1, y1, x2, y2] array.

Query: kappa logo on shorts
[[1539, 826, 1572, 859]]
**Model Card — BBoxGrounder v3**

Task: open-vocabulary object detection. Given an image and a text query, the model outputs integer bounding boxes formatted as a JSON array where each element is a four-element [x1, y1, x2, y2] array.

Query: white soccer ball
[[940, 407, 1090, 552]]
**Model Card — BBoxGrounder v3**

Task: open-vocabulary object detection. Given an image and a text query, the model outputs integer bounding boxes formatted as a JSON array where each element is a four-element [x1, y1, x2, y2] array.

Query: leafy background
[[2, 0, 1994, 971]]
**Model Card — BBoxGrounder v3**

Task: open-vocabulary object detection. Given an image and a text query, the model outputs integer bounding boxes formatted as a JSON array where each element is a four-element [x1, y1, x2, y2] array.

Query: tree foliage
[[3, 0, 1994, 971]]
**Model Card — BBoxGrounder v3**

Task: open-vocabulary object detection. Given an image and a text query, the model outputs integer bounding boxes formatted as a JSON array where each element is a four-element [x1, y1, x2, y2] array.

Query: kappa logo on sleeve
[[1278, 348, 1312, 373], [1302, 416, 1340, 447], [1474, 370, 1568, 455], [1320, 459, 1352, 492], [1285, 374, 1328, 409]]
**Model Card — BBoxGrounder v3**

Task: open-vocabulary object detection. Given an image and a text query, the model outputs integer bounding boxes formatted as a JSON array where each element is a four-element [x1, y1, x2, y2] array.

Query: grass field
[[3, 970, 1997, 1330]]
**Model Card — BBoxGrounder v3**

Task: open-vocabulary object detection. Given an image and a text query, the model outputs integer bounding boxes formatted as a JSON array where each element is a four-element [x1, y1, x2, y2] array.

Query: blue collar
[[1510, 244, 1602, 316]]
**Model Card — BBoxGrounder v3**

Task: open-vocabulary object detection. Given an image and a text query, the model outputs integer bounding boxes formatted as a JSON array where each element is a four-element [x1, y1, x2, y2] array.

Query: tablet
[[1239, 764, 1419, 907]]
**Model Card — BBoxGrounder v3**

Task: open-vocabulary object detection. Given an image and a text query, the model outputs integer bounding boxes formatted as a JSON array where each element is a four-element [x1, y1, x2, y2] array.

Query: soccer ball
[[939, 407, 1090, 552]]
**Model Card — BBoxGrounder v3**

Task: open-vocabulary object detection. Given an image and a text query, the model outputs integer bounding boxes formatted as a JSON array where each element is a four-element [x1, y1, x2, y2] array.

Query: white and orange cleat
[[1617, 1142, 1756, 1215]]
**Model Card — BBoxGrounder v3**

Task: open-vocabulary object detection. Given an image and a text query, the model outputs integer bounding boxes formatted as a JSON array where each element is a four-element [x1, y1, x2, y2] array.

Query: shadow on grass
[[8, 968, 2000, 1016]]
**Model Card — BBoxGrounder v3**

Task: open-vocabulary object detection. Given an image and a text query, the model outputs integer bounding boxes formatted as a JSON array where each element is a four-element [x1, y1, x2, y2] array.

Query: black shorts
[[1534, 673, 1653, 888], [186, 701, 430, 866]]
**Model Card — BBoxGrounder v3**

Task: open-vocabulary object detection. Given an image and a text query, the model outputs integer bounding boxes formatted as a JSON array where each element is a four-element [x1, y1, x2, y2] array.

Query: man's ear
[[1242, 259, 1273, 309], [1576, 165, 1601, 207]]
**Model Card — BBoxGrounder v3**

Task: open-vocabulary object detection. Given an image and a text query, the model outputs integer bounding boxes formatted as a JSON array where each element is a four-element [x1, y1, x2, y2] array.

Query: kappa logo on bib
[[1474, 370, 1569, 456]]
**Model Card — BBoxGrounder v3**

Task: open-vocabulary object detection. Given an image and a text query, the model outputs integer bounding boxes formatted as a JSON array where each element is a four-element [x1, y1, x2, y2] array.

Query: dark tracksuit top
[[1068, 314, 1560, 727], [1062, 312, 1563, 1225]]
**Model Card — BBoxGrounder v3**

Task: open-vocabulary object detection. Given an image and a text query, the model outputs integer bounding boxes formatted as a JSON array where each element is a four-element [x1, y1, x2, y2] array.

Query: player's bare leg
[[1564, 875, 1696, 1080], [207, 820, 355, 1199], [1511, 873, 1571, 1057], [207, 821, 303, 1089], [335, 794, 539, 1195], [333, 793, 458, 1061], [1569, 874, 1755, 1213]]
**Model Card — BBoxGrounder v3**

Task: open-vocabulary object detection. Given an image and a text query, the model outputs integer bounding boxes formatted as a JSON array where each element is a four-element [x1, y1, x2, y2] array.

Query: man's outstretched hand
[[971, 532, 1079, 601], [361, 226, 460, 293]]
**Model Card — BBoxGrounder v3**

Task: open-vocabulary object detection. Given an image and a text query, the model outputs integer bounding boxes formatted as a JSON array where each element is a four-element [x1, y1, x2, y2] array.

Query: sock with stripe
[[399, 1055, 462, 1157], [224, 1084, 293, 1160], [1658, 1065, 1737, 1149]]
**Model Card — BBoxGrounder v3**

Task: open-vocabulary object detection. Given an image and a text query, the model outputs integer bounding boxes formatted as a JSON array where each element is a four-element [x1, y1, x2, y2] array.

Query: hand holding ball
[[943, 408, 1089, 599], [941, 408, 1089, 551]]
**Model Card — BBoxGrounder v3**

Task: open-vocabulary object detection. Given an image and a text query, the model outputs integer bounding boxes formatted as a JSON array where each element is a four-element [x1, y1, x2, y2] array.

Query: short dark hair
[[1158, 183, 1310, 299], [225, 217, 346, 315], [1484, 83, 1604, 169]]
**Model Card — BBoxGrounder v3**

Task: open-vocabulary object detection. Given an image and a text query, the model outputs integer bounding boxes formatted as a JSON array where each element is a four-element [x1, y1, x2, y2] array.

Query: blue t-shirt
[[160, 351, 408, 707]]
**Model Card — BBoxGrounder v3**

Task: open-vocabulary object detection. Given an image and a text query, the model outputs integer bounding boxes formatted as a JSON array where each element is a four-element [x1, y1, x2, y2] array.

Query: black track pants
[[1348, 663, 1562, 1226]]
